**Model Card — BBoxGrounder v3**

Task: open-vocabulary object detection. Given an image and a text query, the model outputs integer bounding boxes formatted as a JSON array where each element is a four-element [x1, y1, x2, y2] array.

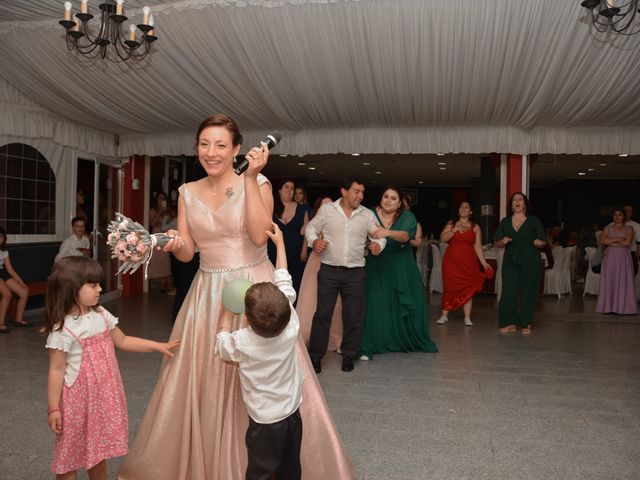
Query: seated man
[[55, 217, 91, 263]]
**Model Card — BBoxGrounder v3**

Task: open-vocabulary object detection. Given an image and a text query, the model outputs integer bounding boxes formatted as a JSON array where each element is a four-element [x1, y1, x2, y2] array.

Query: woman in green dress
[[494, 192, 546, 335], [359, 187, 438, 359]]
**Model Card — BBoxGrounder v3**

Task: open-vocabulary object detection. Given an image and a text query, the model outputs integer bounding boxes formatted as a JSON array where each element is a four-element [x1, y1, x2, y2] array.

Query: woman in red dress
[[437, 202, 492, 326]]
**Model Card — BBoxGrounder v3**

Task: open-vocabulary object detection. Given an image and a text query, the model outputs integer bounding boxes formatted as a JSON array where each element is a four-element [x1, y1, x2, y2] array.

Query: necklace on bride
[[208, 173, 235, 199], [211, 187, 235, 198]]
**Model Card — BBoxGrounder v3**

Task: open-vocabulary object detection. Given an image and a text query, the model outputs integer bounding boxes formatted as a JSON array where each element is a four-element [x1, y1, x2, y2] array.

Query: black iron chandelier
[[59, 0, 157, 61], [580, 0, 640, 35]]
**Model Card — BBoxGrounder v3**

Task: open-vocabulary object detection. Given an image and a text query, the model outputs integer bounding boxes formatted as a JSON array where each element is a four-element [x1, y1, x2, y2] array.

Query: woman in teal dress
[[494, 192, 546, 335], [359, 187, 438, 359]]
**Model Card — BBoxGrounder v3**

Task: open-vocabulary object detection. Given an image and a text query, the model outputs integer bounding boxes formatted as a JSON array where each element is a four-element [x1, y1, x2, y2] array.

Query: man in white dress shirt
[[55, 217, 91, 263], [305, 177, 386, 373]]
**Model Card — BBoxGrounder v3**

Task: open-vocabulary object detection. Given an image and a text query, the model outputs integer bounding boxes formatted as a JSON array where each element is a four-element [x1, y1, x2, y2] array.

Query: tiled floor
[[1, 289, 638, 479]]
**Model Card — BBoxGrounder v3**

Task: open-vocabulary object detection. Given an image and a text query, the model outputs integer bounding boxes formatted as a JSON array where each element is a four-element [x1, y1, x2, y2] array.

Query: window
[[0, 143, 56, 235]]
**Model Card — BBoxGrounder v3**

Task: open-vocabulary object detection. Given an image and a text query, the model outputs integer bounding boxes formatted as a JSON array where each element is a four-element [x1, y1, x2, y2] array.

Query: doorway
[[77, 158, 123, 298]]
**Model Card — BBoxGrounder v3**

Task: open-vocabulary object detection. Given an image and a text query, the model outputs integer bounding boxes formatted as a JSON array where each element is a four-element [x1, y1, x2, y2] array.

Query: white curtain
[[1, 0, 640, 157]]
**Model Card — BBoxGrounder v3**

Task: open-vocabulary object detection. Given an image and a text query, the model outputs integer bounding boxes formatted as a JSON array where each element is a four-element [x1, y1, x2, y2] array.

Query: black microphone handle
[[234, 133, 281, 176]]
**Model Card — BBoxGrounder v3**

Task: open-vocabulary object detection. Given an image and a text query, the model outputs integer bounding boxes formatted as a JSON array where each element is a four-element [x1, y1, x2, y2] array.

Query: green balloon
[[221, 278, 253, 314]]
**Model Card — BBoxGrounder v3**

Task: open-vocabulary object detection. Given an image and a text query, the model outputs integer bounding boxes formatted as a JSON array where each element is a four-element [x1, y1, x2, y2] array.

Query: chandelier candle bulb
[[142, 6, 150, 25], [116, 0, 124, 16], [148, 14, 154, 27], [81, 0, 88, 14], [64, 1, 72, 21], [128, 24, 136, 41]]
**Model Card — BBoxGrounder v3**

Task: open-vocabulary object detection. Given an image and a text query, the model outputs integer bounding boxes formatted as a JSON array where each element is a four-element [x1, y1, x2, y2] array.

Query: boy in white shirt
[[215, 224, 303, 480], [55, 217, 91, 262]]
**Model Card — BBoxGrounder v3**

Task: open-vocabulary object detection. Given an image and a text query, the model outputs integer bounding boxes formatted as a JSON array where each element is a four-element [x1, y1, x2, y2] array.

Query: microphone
[[234, 132, 282, 175]]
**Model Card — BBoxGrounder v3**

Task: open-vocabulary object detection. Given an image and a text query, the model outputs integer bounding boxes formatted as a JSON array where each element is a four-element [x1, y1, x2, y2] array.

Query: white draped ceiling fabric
[[1, 0, 640, 159]]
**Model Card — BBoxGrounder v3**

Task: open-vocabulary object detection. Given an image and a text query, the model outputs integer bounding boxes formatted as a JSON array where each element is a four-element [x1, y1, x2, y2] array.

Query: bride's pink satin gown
[[118, 176, 355, 480]]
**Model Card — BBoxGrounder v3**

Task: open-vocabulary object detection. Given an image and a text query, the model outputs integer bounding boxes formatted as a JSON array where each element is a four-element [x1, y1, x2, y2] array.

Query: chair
[[563, 245, 576, 295], [544, 247, 571, 298], [583, 246, 600, 296], [415, 241, 430, 287], [429, 243, 443, 293]]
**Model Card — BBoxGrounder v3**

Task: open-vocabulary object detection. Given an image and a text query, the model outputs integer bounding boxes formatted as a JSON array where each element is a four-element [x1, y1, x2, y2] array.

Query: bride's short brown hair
[[195, 113, 243, 148]]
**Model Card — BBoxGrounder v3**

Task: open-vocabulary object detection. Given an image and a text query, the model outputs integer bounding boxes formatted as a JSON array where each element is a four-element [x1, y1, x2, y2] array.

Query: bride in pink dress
[[118, 115, 355, 480]]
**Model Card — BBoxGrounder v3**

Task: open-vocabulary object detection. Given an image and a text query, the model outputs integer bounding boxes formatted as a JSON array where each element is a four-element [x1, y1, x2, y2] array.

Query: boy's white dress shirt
[[215, 269, 303, 424]]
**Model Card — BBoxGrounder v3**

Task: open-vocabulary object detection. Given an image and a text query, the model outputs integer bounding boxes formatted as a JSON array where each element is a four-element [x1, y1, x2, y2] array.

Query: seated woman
[[267, 179, 309, 295], [359, 187, 438, 360], [0, 228, 31, 332], [596, 208, 637, 315], [437, 202, 492, 326]]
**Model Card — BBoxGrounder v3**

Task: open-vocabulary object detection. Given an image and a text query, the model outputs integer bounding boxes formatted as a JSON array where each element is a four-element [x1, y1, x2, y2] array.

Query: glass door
[[77, 158, 123, 296]]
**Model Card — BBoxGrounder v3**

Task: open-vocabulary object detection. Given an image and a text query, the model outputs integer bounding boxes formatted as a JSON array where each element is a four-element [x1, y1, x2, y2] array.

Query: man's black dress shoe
[[311, 358, 322, 374], [341, 356, 354, 372]]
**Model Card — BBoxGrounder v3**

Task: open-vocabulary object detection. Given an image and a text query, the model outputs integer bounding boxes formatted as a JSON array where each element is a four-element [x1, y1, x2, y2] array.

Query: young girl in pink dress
[[44, 256, 179, 480]]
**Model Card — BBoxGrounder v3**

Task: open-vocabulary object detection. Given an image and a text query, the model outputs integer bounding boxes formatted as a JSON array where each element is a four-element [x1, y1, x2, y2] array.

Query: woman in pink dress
[[596, 208, 637, 315], [297, 196, 343, 351], [118, 115, 355, 480]]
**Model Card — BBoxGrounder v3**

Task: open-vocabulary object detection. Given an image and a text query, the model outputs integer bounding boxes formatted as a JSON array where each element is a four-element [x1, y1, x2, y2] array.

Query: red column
[[506, 154, 523, 199], [121, 155, 146, 297]]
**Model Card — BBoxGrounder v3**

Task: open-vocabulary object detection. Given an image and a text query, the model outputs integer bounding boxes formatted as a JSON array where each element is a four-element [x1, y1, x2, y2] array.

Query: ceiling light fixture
[[578, 172, 586, 176], [619, 153, 629, 157], [351, 153, 360, 156], [437, 162, 446, 166], [580, 0, 640, 35], [308, 166, 316, 170], [599, 163, 608, 166], [374, 171, 382, 174], [297, 162, 306, 166], [439, 167, 447, 171], [60, 1, 157, 61], [436, 153, 445, 156], [362, 162, 372, 166]]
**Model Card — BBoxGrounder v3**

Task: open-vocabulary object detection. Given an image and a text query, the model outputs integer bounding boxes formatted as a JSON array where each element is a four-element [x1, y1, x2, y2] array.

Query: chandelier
[[580, 0, 640, 35], [59, 1, 157, 61]]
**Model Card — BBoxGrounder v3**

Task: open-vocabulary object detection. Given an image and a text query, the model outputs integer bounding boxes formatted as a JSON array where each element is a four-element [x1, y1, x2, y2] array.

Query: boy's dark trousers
[[245, 409, 302, 480]]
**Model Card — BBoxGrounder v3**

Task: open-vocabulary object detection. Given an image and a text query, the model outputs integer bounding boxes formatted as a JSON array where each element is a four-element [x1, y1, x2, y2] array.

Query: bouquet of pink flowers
[[106, 213, 171, 276]]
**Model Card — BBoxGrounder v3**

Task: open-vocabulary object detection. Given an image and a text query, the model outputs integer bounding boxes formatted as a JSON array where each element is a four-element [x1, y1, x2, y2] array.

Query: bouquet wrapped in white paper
[[106, 213, 171, 276]]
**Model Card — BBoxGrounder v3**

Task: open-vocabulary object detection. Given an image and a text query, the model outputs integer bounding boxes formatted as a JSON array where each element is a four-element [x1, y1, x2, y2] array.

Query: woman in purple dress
[[596, 208, 637, 315]]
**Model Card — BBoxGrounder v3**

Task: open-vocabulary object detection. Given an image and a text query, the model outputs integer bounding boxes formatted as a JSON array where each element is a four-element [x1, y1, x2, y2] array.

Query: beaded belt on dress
[[199, 256, 269, 273]]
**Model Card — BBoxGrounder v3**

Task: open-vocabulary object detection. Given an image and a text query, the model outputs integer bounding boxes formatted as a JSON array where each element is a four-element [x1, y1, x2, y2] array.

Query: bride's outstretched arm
[[162, 194, 195, 262], [244, 143, 274, 246]]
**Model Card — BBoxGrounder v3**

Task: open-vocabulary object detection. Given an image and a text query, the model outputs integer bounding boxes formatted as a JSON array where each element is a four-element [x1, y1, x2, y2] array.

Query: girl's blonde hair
[[42, 256, 104, 334]]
